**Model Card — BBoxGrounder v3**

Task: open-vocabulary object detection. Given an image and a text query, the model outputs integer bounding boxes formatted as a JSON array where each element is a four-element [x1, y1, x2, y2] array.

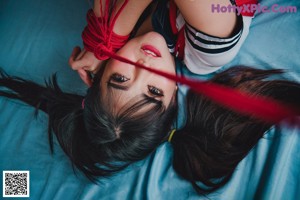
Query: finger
[[83, 60, 103, 74], [69, 47, 84, 70], [78, 69, 93, 87], [69, 47, 91, 70], [69, 46, 81, 63], [75, 48, 86, 61], [69, 50, 88, 70], [83, 65, 99, 74]]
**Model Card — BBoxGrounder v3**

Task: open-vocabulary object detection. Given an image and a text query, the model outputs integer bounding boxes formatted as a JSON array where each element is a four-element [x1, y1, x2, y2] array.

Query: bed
[[0, 0, 299, 199]]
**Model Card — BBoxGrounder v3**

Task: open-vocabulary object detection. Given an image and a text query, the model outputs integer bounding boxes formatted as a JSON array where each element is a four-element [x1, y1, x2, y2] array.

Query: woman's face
[[101, 32, 176, 111]]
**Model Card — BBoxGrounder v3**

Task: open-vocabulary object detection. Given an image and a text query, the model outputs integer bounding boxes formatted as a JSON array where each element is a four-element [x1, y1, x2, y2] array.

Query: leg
[[174, 0, 237, 37]]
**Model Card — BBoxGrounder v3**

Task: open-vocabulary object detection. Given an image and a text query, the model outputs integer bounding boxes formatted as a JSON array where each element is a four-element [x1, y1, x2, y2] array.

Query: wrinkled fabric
[[0, 0, 299, 199]]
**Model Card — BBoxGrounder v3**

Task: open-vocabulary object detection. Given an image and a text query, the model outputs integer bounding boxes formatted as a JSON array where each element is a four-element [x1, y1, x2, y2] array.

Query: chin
[[143, 32, 166, 43]]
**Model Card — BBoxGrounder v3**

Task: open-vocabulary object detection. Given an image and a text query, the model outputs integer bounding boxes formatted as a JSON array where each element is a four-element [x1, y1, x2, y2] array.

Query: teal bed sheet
[[0, 0, 300, 199]]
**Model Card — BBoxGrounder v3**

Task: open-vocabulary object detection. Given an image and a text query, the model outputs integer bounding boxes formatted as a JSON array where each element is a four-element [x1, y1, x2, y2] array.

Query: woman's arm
[[174, 0, 237, 37], [93, 0, 152, 35]]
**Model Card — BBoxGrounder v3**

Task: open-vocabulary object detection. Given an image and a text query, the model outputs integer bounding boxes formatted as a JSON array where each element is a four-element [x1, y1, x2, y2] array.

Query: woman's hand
[[68, 46, 103, 87]]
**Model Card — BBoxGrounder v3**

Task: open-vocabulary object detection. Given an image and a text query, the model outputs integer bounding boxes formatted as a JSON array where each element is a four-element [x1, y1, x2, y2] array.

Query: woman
[[1, 65, 300, 194], [1, 0, 299, 196], [63, 0, 300, 194], [0, 32, 178, 177], [70, 0, 257, 85]]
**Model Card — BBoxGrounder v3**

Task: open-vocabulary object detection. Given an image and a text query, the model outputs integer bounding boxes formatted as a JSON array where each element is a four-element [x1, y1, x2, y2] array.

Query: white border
[[3, 170, 30, 198]]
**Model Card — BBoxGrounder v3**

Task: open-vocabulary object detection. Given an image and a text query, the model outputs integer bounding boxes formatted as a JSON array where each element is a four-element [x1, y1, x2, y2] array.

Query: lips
[[141, 45, 161, 57]]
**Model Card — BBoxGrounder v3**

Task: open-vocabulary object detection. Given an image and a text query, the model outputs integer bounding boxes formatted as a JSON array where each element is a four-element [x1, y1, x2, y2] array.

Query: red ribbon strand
[[82, 0, 300, 125]]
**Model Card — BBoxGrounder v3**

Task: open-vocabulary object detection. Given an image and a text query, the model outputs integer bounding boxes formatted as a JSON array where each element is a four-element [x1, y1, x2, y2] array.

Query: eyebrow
[[107, 82, 129, 91]]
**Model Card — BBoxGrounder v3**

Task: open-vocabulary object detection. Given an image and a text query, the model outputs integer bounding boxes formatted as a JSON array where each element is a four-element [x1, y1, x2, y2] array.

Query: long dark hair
[[0, 68, 177, 180], [170, 66, 300, 194], [2, 66, 299, 194]]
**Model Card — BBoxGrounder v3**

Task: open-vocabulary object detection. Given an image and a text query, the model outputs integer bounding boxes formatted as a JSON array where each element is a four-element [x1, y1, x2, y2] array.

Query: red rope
[[169, 0, 185, 59], [81, 0, 300, 125], [82, 0, 130, 60]]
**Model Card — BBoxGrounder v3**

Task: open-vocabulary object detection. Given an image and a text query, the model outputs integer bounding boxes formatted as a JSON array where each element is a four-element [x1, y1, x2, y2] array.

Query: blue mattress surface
[[0, 0, 300, 199]]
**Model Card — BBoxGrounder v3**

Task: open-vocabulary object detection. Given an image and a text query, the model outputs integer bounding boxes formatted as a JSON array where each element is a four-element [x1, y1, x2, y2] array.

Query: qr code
[[3, 171, 30, 197]]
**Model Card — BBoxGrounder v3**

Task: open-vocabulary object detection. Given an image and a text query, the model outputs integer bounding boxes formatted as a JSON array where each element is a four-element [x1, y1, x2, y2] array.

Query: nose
[[136, 59, 150, 67], [135, 58, 151, 75], [133, 59, 155, 83]]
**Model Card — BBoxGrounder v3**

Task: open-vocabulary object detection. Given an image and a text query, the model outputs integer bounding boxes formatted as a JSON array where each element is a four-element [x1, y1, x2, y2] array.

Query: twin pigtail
[[169, 67, 300, 194]]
